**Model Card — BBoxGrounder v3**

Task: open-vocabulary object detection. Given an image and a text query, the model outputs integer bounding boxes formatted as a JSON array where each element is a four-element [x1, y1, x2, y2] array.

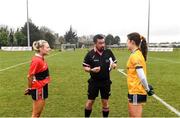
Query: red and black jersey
[[28, 54, 50, 89]]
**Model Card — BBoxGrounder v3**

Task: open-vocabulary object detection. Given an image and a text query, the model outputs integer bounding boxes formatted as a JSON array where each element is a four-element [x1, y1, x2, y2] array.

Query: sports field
[[0, 49, 179, 117]]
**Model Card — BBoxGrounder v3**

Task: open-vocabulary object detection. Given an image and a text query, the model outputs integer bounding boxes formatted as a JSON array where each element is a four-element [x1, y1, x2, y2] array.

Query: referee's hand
[[91, 67, 101, 73], [111, 63, 117, 69]]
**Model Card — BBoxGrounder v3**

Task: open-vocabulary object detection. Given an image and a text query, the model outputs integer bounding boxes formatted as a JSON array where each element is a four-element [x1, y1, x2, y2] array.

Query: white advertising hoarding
[[1, 46, 32, 51]]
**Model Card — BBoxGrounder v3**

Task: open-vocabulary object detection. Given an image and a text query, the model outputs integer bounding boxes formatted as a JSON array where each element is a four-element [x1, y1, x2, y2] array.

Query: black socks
[[85, 107, 109, 117], [102, 107, 109, 118], [85, 108, 92, 117]]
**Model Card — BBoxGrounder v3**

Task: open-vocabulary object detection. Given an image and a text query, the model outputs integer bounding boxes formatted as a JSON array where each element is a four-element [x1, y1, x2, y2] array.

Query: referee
[[82, 34, 117, 117]]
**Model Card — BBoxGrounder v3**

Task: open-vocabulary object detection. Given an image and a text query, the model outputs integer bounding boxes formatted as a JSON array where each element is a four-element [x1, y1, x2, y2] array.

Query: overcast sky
[[0, 0, 180, 43]]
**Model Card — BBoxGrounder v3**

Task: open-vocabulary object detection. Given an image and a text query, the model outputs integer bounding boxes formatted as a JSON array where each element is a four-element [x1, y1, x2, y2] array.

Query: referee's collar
[[94, 47, 104, 56]]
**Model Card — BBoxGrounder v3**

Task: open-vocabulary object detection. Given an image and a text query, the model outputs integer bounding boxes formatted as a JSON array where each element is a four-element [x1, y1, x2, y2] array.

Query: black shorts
[[87, 79, 112, 100], [31, 84, 48, 100], [128, 94, 147, 104]]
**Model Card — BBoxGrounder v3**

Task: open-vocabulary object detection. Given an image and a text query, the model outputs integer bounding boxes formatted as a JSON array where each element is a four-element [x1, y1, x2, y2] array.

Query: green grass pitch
[[0, 49, 179, 117]]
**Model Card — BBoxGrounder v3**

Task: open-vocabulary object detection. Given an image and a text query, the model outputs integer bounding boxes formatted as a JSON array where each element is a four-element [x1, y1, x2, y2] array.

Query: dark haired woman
[[126, 32, 154, 117]]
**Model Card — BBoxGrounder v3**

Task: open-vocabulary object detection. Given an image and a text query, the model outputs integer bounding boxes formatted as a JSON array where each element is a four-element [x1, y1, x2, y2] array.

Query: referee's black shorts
[[87, 79, 112, 100]]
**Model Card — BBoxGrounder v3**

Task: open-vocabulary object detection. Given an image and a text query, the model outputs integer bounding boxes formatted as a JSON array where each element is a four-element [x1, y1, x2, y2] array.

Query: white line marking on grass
[[0, 53, 59, 72], [0, 61, 30, 72], [152, 94, 180, 116], [149, 57, 180, 64], [117, 68, 180, 116], [46, 52, 59, 58], [117, 69, 127, 76]]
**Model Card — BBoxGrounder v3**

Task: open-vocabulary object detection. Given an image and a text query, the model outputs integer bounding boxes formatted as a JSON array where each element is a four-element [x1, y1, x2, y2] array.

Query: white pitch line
[[0, 53, 59, 72], [152, 94, 180, 116], [117, 69, 127, 76], [149, 57, 180, 64], [0, 61, 30, 72], [117, 68, 180, 117], [46, 52, 59, 58]]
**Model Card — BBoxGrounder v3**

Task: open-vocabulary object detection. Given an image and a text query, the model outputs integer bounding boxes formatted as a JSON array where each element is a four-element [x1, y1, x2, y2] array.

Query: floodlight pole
[[27, 0, 30, 47], [147, 0, 150, 45]]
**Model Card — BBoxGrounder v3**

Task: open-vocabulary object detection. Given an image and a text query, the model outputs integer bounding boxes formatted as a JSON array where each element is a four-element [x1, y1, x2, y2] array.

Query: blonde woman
[[25, 40, 51, 117]]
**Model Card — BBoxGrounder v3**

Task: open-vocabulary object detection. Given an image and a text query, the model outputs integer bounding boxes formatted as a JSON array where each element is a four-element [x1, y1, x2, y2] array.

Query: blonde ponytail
[[32, 40, 48, 52]]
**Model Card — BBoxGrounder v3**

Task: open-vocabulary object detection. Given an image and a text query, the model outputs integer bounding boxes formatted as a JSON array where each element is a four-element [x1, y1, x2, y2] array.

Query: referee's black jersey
[[83, 48, 117, 81]]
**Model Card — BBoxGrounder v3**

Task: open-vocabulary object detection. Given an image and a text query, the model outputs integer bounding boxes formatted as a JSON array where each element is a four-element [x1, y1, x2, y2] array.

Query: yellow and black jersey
[[126, 49, 147, 95]]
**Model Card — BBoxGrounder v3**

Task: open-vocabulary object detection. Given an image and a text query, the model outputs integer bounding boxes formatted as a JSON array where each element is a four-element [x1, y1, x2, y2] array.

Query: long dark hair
[[127, 32, 148, 61]]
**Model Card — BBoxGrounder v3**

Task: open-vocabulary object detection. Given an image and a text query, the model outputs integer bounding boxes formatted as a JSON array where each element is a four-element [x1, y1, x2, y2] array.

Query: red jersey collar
[[35, 53, 44, 60]]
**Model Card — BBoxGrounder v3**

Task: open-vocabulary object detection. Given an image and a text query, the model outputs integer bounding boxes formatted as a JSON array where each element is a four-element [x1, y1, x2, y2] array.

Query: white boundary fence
[[1, 46, 32, 51], [148, 47, 173, 52]]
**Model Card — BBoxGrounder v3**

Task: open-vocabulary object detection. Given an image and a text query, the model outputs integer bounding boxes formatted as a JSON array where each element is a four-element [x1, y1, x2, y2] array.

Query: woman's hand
[[24, 88, 32, 95]]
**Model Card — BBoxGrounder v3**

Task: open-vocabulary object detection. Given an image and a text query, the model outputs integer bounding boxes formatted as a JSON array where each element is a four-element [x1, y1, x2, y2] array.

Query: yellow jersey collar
[[131, 48, 139, 54]]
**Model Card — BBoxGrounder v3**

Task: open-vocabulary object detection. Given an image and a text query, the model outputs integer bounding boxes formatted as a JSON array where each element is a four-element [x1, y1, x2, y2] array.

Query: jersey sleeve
[[28, 59, 39, 77], [131, 55, 143, 69], [109, 49, 117, 63], [82, 53, 91, 67]]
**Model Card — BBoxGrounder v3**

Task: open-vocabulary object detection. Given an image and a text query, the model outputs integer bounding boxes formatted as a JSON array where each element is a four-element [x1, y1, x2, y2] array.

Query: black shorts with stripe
[[128, 94, 147, 104], [31, 84, 48, 100]]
